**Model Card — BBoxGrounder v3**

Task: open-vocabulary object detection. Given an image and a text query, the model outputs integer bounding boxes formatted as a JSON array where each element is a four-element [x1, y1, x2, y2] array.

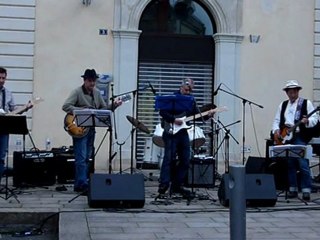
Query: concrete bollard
[[229, 164, 246, 240]]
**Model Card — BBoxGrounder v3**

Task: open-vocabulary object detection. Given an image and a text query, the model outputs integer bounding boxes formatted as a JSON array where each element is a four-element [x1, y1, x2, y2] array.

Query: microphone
[[213, 83, 222, 96], [149, 82, 156, 95]]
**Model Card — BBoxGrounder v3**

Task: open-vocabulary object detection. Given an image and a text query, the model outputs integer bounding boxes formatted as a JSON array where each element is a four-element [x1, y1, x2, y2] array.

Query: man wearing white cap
[[272, 80, 318, 201]]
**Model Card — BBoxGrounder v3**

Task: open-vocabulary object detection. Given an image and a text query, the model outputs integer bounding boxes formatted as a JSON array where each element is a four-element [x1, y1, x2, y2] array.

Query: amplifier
[[185, 156, 215, 188], [13, 151, 56, 187], [55, 151, 94, 184]]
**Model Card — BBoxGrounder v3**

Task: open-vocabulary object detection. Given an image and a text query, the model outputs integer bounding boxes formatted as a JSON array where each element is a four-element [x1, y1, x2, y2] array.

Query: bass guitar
[[274, 106, 320, 145], [64, 94, 131, 138], [164, 106, 227, 135]]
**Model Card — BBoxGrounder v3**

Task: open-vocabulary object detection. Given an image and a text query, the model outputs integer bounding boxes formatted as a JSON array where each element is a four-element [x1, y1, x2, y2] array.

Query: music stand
[[73, 109, 113, 172], [268, 144, 307, 198], [155, 95, 195, 112], [0, 115, 28, 202]]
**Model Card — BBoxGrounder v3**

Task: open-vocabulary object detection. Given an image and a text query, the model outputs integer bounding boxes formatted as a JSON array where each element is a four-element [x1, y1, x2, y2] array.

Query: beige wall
[[238, 0, 315, 157], [32, 0, 114, 170]]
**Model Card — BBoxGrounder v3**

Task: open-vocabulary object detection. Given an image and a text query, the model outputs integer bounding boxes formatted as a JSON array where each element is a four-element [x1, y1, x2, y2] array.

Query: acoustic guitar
[[64, 94, 131, 138], [274, 106, 320, 145]]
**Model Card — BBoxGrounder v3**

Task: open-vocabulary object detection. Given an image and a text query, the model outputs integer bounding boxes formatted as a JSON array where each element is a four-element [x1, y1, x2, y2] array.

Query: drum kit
[[126, 103, 216, 166], [152, 123, 206, 149], [127, 116, 207, 169]]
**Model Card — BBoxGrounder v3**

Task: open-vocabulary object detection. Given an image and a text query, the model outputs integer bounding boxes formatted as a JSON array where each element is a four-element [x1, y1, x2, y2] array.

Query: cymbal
[[126, 115, 150, 134], [200, 103, 216, 112]]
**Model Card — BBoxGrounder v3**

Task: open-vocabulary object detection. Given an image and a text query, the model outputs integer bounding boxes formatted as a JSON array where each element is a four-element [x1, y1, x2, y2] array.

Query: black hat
[[81, 69, 99, 79]]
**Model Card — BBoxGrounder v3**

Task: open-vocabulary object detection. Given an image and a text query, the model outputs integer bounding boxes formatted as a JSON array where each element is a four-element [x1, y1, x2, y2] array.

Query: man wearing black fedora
[[62, 68, 122, 193], [272, 80, 319, 201]]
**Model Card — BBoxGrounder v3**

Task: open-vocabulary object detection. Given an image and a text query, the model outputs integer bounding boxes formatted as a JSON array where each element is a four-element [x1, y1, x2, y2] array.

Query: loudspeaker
[[13, 151, 56, 187], [265, 158, 289, 191], [88, 174, 145, 208], [218, 173, 277, 207], [55, 151, 94, 184], [185, 157, 215, 188], [245, 156, 267, 173]]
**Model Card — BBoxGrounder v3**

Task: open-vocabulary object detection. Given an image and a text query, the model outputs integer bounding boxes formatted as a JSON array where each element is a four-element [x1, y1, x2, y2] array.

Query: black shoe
[[287, 191, 298, 198], [56, 185, 67, 191], [158, 184, 169, 194], [171, 186, 193, 199], [74, 185, 88, 193], [302, 192, 310, 201]]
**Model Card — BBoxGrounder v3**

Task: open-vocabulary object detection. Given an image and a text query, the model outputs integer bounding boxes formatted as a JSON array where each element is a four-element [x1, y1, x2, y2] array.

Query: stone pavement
[[0, 171, 320, 240]]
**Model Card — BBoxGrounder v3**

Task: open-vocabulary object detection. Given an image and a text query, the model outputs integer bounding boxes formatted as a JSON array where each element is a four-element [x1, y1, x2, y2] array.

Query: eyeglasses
[[0, 77, 6, 79]]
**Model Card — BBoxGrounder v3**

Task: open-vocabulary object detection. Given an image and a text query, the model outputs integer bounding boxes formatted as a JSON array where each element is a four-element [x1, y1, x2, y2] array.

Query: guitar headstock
[[30, 97, 44, 104], [215, 106, 228, 113], [120, 94, 131, 103]]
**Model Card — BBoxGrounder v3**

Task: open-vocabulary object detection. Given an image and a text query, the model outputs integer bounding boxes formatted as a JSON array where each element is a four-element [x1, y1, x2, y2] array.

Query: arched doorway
[[136, 0, 217, 167]]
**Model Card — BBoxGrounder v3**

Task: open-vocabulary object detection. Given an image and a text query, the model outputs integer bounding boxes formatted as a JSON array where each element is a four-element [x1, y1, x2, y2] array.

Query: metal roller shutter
[[136, 61, 214, 166]]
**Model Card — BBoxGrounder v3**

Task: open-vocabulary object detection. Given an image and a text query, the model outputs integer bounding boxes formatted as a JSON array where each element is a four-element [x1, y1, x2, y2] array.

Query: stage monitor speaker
[[185, 156, 215, 188], [245, 156, 267, 174], [13, 151, 56, 187], [218, 173, 277, 207], [88, 174, 145, 208]]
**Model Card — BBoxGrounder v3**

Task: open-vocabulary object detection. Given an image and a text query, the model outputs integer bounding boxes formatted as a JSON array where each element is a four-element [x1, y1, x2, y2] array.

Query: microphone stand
[[217, 87, 263, 164], [212, 118, 240, 173], [110, 85, 150, 174]]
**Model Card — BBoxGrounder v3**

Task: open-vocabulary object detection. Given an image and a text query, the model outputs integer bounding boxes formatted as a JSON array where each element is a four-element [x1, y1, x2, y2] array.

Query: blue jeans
[[0, 134, 9, 184], [73, 128, 95, 189], [288, 135, 312, 193], [159, 129, 191, 190]]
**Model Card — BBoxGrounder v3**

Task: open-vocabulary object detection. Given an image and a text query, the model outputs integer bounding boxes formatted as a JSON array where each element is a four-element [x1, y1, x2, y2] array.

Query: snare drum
[[188, 126, 206, 148], [152, 124, 165, 148]]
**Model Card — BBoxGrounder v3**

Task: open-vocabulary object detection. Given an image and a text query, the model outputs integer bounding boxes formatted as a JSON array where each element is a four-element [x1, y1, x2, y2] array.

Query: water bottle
[[15, 138, 22, 152], [45, 138, 51, 151]]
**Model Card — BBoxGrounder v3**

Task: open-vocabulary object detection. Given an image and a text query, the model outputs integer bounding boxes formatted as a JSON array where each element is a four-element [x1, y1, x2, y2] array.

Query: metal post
[[229, 164, 246, 240]]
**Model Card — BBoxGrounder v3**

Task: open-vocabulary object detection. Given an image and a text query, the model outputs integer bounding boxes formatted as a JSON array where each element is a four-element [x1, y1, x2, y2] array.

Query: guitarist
[[157, 78, 216, 197], [272, 80, 319, 201], [62, 69, 122, 194], [0, 67, 33, 184]]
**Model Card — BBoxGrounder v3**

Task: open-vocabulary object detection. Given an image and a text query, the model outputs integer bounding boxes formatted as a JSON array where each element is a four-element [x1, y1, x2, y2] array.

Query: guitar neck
[[184, 109, 212, 122], [10, 105, 29, 115], [288, 106, 320, 132]]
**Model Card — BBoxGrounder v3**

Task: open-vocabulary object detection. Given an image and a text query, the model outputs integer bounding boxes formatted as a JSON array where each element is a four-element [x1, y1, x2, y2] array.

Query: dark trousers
[[159, 129, 190, 189]]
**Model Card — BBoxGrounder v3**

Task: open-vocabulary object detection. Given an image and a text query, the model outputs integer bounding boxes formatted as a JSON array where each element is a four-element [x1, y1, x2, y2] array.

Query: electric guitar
[[64, 94, 131, 138], [164, 106, 228, 135], [0, 97, 43, 115], [274, 106, 320, 145]]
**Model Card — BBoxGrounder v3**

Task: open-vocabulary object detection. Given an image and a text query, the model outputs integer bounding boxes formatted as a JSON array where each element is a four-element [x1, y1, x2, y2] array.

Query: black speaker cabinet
[[245, 156, 267, 174], [88, 174, 145, 208], [185, 156, 215, 188], [55, 152, 94, 184], [13, 151, 56, 187], [218, 173, 277, 207]]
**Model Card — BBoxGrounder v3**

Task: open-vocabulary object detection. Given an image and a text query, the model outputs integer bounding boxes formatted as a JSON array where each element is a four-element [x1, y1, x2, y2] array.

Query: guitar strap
[[294, 98, 304, 123]]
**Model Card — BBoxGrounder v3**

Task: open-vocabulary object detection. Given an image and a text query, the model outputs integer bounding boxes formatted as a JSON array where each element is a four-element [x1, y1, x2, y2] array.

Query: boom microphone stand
[[215, 84, 263, 164], [212, 118, 240, 173], [110, 85, 151, 174]]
